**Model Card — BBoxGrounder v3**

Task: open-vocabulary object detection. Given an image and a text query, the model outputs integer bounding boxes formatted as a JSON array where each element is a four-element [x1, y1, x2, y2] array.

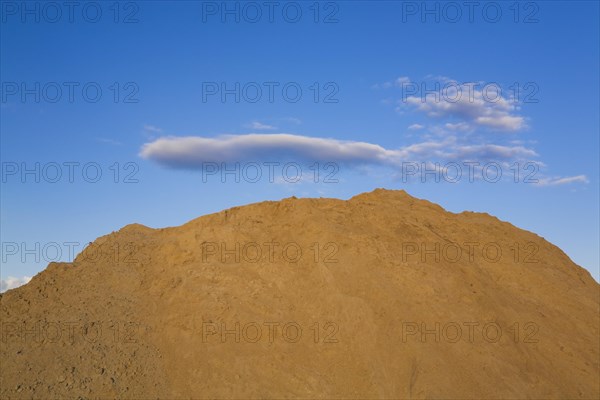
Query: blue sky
[[1, 0, 599, 289]]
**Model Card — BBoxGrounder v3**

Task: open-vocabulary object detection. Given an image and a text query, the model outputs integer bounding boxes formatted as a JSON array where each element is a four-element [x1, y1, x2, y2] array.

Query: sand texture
[[1, 189, 598, 399]]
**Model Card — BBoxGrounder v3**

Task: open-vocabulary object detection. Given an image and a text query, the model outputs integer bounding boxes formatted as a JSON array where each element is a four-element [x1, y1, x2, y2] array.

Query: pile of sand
[[1, 189, 598, 398]]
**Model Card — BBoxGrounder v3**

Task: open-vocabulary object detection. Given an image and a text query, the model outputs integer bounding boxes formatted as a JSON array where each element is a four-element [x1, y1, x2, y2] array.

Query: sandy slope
[[1, 189, 598, 399]]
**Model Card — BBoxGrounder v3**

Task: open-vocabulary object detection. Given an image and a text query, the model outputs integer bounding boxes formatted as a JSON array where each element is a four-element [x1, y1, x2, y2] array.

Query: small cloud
[[283, 117, 302, 125], [245, 121, 277, 130], [395, 78, 526, 132], [1, 276, 32, 293], [395, 76, 411, 86], [535, 175, 589, 187], [424, 75, 453, 83], [374, 76, 410, 90], [408, 124, 424, 130], [372, 82, 393, 89], [96, 137, 122, 146], [444, 122, 473, 132], [144, 125, 163, 133]]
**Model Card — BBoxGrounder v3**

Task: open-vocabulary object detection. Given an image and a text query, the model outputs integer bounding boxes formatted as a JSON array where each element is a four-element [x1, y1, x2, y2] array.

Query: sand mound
[[1, 189, 598, 398]]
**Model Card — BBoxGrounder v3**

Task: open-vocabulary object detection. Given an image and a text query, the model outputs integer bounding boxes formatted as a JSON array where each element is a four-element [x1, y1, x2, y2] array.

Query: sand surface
[[1, 189, 598, 398]]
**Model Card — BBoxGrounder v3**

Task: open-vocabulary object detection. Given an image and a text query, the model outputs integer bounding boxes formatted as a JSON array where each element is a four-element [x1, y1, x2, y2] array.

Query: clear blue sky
[[1, 0, 599, 289]]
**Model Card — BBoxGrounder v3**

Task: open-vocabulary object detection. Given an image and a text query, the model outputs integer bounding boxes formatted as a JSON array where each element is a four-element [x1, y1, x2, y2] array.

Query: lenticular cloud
[[139, 133, 537, 169]]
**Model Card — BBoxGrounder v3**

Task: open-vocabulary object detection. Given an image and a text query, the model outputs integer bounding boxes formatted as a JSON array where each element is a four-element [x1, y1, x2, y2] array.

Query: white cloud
[[140, 134, 397, 167], [96, 137, 123, 146], [283, 117, 302, 125], [396, 79, 526, 132], [402, 92, 524, 132], [395, 76, 411, 86], [140, 133, 586, 187], [246, 121, 277, 130], [444, 122, 472, 132], [408, 124, 424, 130], [534, 175, 590, 186], [374, 76, 411, 89], [1, 276, 32, 293], [424, 75, 454, 83], [140, 133, 539, 168], [144, 125, 163, 133]]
